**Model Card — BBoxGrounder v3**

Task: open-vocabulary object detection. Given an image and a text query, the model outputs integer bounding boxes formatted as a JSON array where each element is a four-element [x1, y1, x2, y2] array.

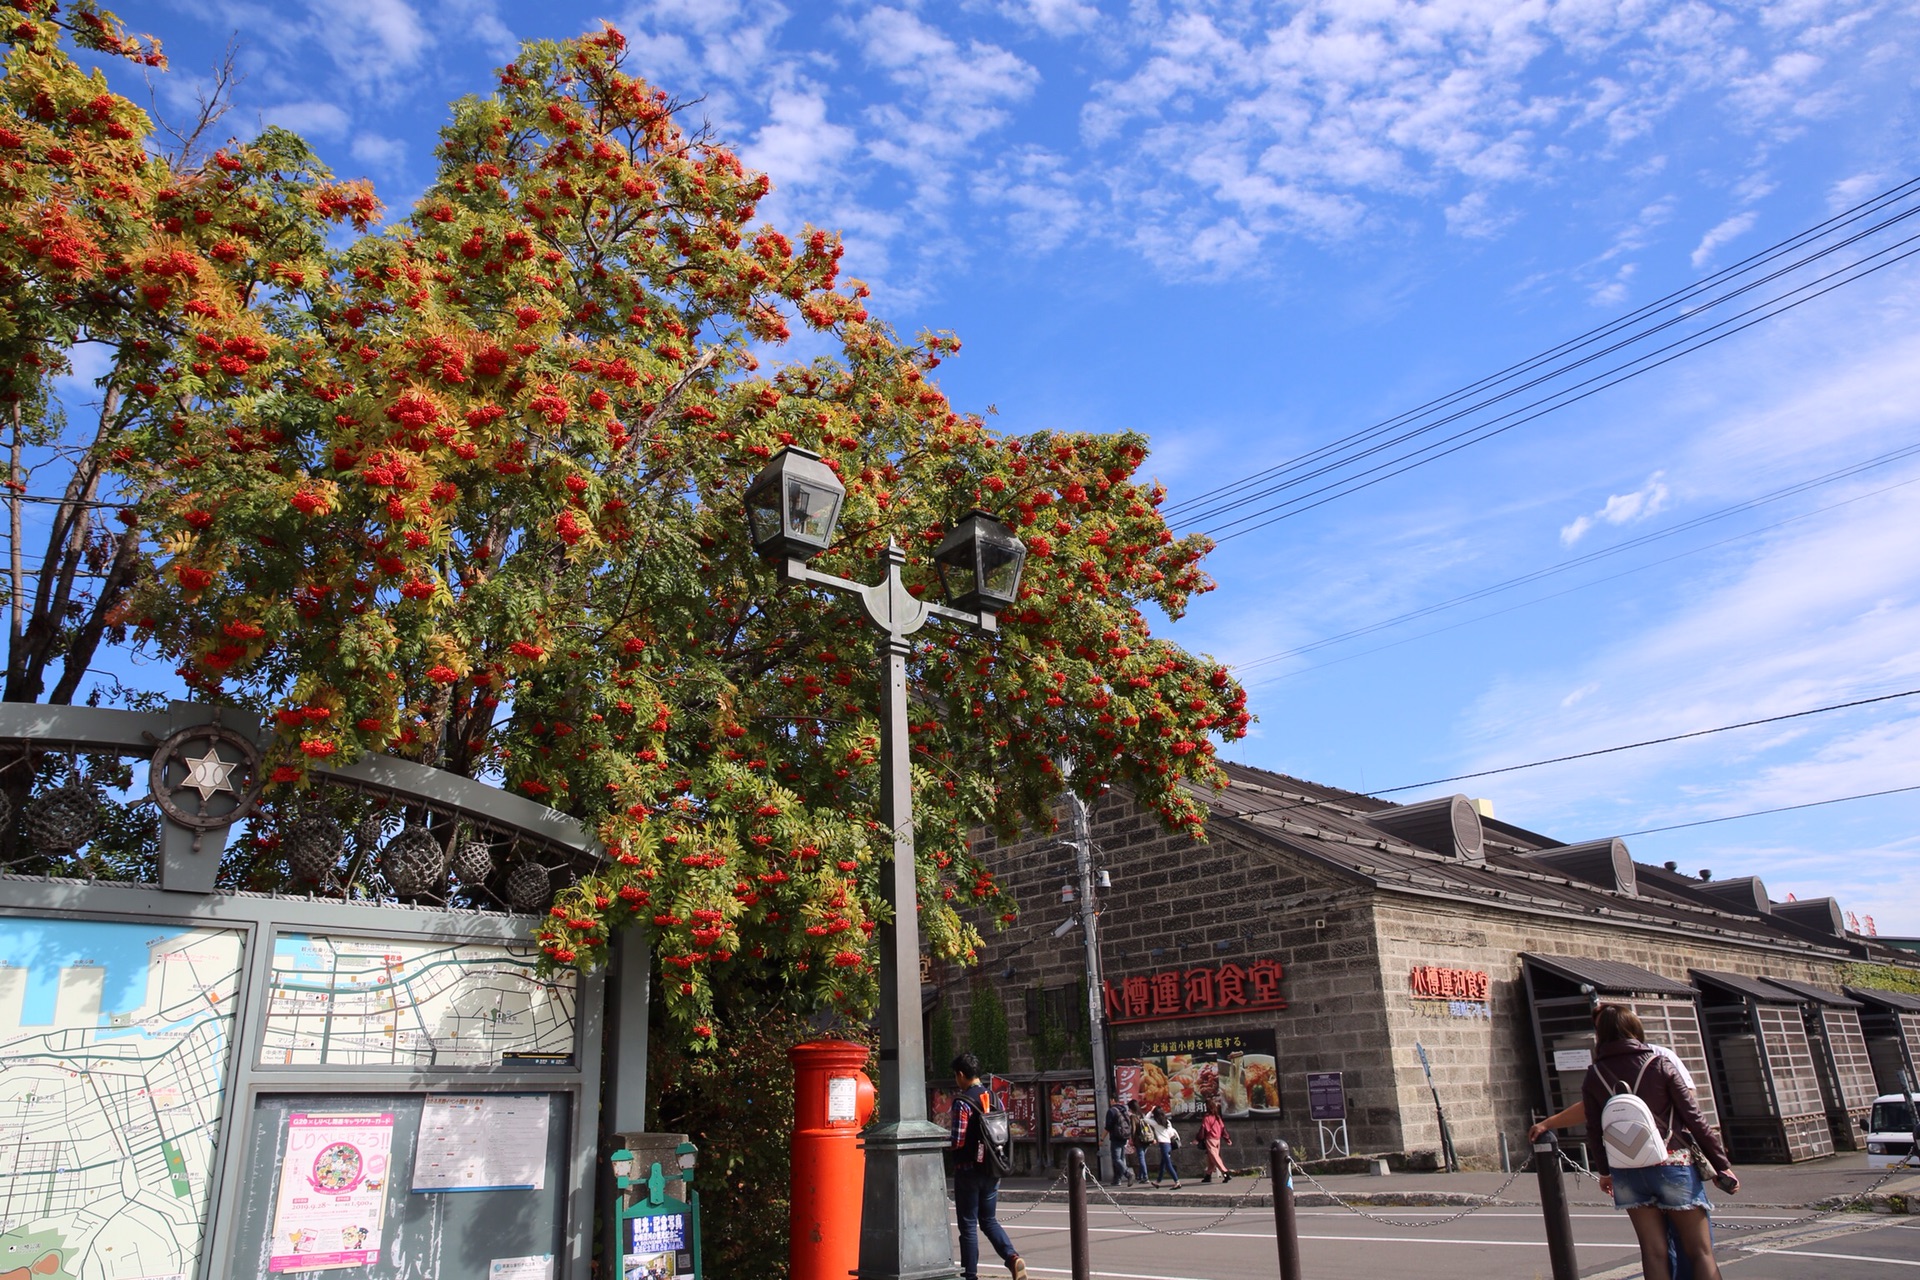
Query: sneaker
[[1009, 1258, 1028, 1280]]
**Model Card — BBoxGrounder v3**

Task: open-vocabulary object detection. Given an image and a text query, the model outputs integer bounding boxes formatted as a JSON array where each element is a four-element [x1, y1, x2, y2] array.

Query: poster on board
[[1112, 1030, 1280, 1118], [624, 1212, 693, 1279], [411, 1095, 550, 1192], [267, 1112, 395, 1272], [1046, 1081, 1097, 1141]]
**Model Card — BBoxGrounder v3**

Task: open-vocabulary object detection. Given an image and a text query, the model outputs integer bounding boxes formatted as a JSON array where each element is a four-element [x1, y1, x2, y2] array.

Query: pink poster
[[268, 1112, 395, 1272]]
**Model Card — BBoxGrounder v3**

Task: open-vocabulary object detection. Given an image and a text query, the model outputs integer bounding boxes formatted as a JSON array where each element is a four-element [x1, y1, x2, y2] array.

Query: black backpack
[[963, 1093, 1015, 1176]]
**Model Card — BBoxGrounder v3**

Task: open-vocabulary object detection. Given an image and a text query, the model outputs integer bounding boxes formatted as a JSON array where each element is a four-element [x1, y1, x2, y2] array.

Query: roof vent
[[1694, 876, 1770, 915], [1771, 896, 1846, 937], [1365, 794, 1484, 861], [1528, 838, 1636, 896]]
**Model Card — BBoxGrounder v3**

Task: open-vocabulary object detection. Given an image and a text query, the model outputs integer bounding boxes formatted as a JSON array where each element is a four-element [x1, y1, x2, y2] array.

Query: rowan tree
[[0, 2, 372, 709], [131, 28, 1251, 1042]]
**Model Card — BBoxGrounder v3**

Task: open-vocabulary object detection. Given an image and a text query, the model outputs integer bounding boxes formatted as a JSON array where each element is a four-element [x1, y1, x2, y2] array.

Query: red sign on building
[[1101, 959, 1286, 1025], [1408, 965, 1489, 1002]]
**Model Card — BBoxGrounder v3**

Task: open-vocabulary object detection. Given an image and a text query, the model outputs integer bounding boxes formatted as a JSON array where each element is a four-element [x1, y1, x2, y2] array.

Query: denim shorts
[[1610, 1162, 1712, 1211]]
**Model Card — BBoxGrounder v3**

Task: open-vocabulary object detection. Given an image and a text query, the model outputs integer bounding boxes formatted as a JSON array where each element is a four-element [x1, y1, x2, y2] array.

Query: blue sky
[[99, 0, 1920, 933]]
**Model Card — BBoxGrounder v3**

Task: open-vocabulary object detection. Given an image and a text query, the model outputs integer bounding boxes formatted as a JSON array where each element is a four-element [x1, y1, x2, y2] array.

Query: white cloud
[[744, 83, 856, 189], [1445, 190, 1513, 239], [1560, 472, 1672, 545], [1691, 211, 1759, 269], [259, 101, 351, 141], [1000, 0, 1101, 37], [855, 7, 1039, 211], [350, 132, 407, 172], [307, 0, 432, 91]]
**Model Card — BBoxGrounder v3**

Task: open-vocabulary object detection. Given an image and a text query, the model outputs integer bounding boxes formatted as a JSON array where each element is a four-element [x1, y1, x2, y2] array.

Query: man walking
[[1105, 1094, 1134, 1185], [949, 1053, 1028, 1280]]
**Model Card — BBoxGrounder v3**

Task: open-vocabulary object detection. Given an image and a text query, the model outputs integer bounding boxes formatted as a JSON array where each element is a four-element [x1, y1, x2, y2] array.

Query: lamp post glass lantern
[[932, 509, 1026, 613], [745, 446, 846, 561], [746, 453, 1023, 1280]]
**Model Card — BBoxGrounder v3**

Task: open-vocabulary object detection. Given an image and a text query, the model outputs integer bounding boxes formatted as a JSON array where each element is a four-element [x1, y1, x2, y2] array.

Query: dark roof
[[1846, 986, 1920, 1013], [1762, 976, 1860, 1007], [1522, 953, 1697, 997], [1200, 761, 1864, 962], [1692, 969, 1804, 1004]]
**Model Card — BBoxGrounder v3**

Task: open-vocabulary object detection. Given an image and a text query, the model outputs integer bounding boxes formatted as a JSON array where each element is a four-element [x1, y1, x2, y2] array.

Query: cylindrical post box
[[789, 1039, 877, 1280]]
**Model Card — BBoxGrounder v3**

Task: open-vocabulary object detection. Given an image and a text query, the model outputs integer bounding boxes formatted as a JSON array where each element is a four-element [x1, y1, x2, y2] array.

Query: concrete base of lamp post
[[854, 1119, 962, 1280]]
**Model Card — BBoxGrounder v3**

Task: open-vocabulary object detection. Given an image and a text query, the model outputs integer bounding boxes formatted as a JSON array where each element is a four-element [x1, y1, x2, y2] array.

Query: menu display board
[[1047, 1080, 1097, 1140], [1112, 1030, 1280, 1118], [1000, 1079, 1038, 1141]]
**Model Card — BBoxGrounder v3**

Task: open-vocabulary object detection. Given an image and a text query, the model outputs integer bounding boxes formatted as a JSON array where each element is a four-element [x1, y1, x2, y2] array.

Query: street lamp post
[[745, 447, 1026, 1280]]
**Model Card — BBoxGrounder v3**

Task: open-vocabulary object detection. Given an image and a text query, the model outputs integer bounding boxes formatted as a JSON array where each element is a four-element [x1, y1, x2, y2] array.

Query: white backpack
[[1598, 1057, 1673, 1169]]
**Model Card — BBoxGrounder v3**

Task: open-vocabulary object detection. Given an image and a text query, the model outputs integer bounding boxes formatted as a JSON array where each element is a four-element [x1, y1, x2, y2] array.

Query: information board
[[228, 1092, 570, 1280], [412, 1095, 551, 1192], [262, 933, 577, 1067], [1307, 1072, 1345, 1121], [0, 920, 244, 1280]]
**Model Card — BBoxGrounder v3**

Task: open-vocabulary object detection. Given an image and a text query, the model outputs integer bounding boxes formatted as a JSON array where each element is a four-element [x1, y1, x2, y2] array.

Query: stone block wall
[[1370, 897, 1854, 1166]]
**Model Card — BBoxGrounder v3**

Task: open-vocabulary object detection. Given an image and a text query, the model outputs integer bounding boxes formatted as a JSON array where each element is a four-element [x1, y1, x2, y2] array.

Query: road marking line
[[1002, 1223, 1640, 1248], [1750, 1249, 1920, 1268]]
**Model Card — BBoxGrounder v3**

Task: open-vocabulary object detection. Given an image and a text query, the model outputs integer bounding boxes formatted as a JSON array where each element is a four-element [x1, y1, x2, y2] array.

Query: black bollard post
[[1271, 1140, 1302, 1280], [1533, 1133, 1579, 1280], [1069, 1147, 1091, 1280]]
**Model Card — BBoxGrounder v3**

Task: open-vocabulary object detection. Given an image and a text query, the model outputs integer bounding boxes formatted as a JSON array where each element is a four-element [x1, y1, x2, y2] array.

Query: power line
[[1618, 783, 1920, 837], [1373, 688, 1920, 795], [1234, 445, 1920, 675], [1162, 175, 1920, 523], [1205, 230, 1920, 541], [1161, 177, 1920, 538]]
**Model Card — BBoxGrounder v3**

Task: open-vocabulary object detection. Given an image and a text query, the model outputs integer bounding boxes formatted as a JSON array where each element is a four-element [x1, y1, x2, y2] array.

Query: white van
[[1865, 1094, 1917, 1169]]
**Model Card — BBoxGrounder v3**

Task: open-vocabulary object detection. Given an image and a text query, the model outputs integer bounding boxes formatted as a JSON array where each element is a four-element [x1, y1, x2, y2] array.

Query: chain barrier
[[1557, 1151, 1917, 1233], [1287, 1156, 1539, 1227], [995, 1167, 1072, 1221], [1085, 1166, 1270, 1235]]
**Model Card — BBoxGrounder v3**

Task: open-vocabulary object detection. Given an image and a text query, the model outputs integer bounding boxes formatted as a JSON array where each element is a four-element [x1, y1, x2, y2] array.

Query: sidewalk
[[994, 1153, 1920, 1213]]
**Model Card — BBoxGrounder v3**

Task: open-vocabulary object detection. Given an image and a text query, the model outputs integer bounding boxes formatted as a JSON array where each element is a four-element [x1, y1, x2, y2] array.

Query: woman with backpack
[[1144, 1106, 1182, 1187], [1583, 1005, 1738, 1280]]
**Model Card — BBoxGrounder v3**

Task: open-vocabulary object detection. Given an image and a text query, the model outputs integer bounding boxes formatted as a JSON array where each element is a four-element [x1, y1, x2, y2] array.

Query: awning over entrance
[[1519, 954, 1719, 1163], [1846, 987, 1920, 1095], [1756, 979, 1876, 1149], [1693, 970, 1833, 1163]]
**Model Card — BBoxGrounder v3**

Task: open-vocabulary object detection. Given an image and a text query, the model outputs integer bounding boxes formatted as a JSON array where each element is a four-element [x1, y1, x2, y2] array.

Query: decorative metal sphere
[[380, 824, 445, 896], [449, 829, 494, 885], [284, 810, 345, 886], [25, 778, 103, 853], [505, 861, 550, 912]]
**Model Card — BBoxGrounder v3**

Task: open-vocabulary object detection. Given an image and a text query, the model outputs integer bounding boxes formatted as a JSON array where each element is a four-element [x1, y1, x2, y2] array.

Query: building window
[[1026, 983, 1089, 1071]]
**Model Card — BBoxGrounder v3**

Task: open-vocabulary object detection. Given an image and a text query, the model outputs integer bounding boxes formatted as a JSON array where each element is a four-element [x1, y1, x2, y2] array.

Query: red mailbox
[[789, 1039, 877, 1280]]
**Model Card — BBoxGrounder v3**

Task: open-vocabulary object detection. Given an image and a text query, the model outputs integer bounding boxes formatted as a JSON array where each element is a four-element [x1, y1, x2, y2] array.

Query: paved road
[[957, 1199, 1920, 1279]]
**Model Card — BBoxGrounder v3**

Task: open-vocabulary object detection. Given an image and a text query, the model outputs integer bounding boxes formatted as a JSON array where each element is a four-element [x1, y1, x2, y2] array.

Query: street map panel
[[0, 920, 244, 1280], [261, 935, 576, 1067]]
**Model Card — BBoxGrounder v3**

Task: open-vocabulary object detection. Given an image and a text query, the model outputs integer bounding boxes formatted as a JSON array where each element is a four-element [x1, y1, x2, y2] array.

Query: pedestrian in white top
[[1144, 1106, 1181, 1188]]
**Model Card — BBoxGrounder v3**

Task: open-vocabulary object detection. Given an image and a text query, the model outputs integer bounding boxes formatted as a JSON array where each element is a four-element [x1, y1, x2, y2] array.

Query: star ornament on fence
[[149, 723, 262, 832], [180, 747, 239, 802]]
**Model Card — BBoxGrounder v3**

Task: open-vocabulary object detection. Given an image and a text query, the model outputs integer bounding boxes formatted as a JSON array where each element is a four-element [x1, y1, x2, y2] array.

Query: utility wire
[[1234, 444, 1920, 673], [1241, 472, 1920, 689], [1206, 230, 1920, 541], [1618, 784, 1920, 837], [1163, 175, 1920, 523], [1164, 182, 1920, 539], [1373, 688, 1920, 795]]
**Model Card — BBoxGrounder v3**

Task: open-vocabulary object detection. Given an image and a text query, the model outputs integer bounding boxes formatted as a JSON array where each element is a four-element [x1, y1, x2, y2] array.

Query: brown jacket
[[1580, 1039, 1730, 1175]]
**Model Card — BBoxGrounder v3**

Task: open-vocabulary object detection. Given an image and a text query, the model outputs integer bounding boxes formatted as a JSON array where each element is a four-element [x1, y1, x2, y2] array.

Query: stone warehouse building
[[928, 761, 1920, 1172]]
